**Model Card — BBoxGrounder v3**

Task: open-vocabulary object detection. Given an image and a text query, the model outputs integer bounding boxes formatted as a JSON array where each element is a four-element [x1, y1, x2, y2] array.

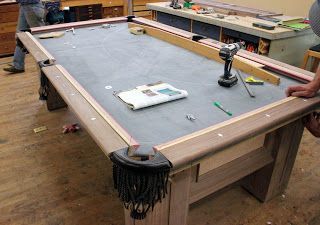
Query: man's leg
[[4, 6, 29, 73], [15, 3, 45, 70], [8, 3, 45, 72], [12, 6, 29, 71]]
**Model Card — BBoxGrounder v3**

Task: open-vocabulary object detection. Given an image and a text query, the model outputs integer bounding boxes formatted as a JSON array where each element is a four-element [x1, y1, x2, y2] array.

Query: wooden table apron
[[16, 17, 320, 225]]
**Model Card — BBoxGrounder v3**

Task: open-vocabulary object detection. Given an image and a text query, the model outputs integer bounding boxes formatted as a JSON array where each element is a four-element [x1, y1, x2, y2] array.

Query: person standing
[[286, 0, 320, 137], [2, 0, 45, 74]]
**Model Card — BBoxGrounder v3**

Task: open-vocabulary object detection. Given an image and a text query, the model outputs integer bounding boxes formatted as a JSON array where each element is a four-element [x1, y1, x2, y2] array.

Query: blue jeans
[[13, 3, 45, 70]]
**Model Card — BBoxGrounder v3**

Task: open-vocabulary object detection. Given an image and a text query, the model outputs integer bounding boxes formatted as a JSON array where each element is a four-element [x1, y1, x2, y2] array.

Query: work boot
[[3, 65, 25, 74]]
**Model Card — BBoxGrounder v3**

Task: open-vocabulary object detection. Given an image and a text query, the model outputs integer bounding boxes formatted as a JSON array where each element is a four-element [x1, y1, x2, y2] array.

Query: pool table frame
[[17, 17, 320, 225]]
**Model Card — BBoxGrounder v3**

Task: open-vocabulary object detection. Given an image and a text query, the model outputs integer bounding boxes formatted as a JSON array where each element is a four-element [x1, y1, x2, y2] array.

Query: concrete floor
[[0, 56, 319, 225]]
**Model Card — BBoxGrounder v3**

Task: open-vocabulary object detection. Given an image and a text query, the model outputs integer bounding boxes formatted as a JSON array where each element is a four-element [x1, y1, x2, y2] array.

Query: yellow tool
[[245, 76, 264, 85]]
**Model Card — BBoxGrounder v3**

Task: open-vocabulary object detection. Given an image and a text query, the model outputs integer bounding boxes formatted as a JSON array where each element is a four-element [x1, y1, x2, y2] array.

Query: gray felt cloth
[[36, 23, 301, 155]]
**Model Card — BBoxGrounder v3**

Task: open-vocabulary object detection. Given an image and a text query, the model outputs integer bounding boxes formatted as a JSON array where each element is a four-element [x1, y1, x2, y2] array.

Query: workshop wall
[[219, 0, 315, 17]]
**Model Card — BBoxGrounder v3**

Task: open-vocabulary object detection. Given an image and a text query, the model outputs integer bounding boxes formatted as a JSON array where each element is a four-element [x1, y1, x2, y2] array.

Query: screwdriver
[[213, 101, 233, 116]]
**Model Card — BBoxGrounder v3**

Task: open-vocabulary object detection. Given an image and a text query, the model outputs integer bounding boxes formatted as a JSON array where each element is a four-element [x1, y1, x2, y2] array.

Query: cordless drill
[[218, 42, 243, 87]]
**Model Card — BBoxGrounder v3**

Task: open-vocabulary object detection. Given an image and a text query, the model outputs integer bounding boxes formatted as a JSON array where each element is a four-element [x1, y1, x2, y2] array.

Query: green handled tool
[[213, 101, 233, 116]]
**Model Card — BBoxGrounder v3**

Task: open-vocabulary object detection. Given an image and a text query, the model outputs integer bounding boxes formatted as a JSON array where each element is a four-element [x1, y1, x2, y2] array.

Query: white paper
[[117, 83, 188, 110]]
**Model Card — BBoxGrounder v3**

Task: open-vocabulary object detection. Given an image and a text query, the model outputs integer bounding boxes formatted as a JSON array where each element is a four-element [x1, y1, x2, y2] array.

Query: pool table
[[17, 16, 320, 225]]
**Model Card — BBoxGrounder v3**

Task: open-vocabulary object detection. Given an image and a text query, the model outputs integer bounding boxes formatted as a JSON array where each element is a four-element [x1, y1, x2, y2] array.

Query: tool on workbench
[[183, 0, 194, 8], [170, 0, 181, 9], [66, 27, 75, 35], [236, 70, 255, 97], [196, 7, 214, 14], [186, 114, 196, 121], [218, 42, 243, 87], [191, 5, 201, 11], [213, 101, 233, 116], [245, 76, 264, 85], [215, 14, 225, 19], [252, 22, 276, 30], [102, 23, 111, 29]]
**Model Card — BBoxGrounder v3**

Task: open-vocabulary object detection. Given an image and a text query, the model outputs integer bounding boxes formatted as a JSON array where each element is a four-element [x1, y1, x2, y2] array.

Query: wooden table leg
[[46, 78, 67, 111], [38, 68, 67, 111], [242, 119, 304, 201], [168, 168, 192, 225], [124, 168, 193, 225]]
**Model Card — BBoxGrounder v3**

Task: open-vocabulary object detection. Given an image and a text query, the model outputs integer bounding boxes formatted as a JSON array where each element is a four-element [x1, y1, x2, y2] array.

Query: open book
[[116, 82, 188, 110]]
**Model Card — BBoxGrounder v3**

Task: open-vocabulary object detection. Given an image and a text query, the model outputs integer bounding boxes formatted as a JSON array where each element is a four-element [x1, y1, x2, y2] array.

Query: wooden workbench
[[147, 2, 320, 66], [60, 0, 159, 19], [0, 0, 18, 56]]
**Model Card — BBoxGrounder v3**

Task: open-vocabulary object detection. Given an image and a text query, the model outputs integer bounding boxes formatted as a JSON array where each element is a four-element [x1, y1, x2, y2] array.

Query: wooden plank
[[54, 65, 139, 149], [242, 119, 305, 201], [199, 134, 265, 176], [128, 22, 280, 85], [16, 32, 55, 64], [133, 17, 194, 38], [239, 48, 315, 78], [234, 55, 264, 68], [169, 168, 193, 225], [234, 59, 280, 85], [41, 65, 128, 155], [190, 147, 273, 204], [31, 17, 127, 33], [238, 50, 313, 83]]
